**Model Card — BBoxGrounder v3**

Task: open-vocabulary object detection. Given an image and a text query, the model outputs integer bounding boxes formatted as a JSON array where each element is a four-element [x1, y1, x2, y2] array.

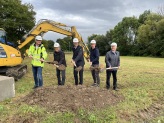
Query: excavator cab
[[0, 28, 27, 80]]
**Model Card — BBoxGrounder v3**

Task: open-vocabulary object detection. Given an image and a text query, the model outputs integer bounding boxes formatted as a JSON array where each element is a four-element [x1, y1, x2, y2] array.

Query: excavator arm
[[18, 19, 90, 59]]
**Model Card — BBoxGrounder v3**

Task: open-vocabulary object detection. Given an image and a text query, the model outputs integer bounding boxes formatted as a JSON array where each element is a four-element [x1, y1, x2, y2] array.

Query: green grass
[[0, 54, 164, 123]]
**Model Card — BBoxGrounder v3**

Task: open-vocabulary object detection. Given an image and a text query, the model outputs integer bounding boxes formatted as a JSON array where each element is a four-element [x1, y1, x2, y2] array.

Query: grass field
[[0, 53, 164, 123]]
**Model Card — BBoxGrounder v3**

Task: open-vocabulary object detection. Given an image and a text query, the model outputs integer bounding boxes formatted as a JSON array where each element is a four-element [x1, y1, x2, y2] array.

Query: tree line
[[41, 37, 73, 52], [87, 10, 164, 57]]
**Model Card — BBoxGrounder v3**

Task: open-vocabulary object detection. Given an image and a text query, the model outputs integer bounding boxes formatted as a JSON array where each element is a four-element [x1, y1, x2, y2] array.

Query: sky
[[22, 0, 164, 42]]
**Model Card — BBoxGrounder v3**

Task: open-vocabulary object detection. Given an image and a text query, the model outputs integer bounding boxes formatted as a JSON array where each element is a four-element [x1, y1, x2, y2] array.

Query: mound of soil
[[22, 85, 124, 113]]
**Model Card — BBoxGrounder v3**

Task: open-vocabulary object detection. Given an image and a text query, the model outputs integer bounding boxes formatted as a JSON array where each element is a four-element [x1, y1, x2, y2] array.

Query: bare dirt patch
[[119, 100, 164, 122], [22, 85, 124, 113], [134, 102, 164, 122], [6, 115, 36, 123]]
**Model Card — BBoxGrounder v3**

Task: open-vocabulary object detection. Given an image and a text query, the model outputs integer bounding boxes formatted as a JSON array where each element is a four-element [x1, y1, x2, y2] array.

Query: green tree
[[156, 19, 164, 57], [112, 16, 140, 55], [106, 29, 114, 45], [138, 10, 151, 24], [56, 37, 73, 51], [47, 40, 54, 52], [137, 13, 164, 57], [88, 34, 109, 55], [88, 34, 98, 43], [94, 35, 109, 55], [87, 34, 98, 49], [0, 0, 36, 44], [42, 40, 48, 50]]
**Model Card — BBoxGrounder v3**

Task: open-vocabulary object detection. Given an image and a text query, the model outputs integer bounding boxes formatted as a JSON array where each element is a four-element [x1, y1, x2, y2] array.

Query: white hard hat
[[73, 38, 79, 43], [111, 42, 117, 47], [90, 40, 96, 44], [54, 43, 60, 47], [35, 35, 42, 41]]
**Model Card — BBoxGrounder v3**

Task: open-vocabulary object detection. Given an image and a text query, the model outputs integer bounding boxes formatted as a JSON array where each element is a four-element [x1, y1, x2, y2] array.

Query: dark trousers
[[106, 70, 117, 89], [91, 65, 100, 85], [32, 66, 43, 87], [74, 66, 83, 85], [56, 69, 65, 85]]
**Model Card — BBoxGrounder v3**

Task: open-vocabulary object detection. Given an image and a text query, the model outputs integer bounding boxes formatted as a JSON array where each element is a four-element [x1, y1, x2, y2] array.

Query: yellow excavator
[[0, 19, 90, 80]]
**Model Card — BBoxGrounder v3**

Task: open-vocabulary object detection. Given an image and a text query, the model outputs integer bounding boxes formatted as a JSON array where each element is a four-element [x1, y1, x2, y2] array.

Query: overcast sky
[[22, 0, 163, 42]]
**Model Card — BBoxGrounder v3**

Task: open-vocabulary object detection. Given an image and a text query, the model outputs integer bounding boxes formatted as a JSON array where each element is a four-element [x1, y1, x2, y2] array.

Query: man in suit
[[72, 38, 85, 85], [89, 40, 100, 87]]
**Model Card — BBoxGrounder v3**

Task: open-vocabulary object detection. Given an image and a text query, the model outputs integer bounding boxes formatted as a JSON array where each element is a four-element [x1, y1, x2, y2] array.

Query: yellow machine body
[[0, 43, 22, 66]]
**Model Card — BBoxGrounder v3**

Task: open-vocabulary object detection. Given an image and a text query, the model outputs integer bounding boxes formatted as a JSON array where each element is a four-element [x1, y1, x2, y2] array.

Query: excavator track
[[6, 65, 27, 81]]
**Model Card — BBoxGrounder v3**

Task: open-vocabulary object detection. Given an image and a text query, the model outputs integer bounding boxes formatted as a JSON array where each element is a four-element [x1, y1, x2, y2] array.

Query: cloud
[[22, 0, 164, 41]]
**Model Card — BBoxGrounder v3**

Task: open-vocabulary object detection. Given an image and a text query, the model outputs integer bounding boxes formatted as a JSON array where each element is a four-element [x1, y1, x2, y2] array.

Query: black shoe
[[32, 86, 38, 89], [92, 83, 97, 86], [61, 82, 65, 86], [113, 88, 118, 91], [58, 82, 62, 85], [96, 84, 100, 87], [106, 86, 110, 90]]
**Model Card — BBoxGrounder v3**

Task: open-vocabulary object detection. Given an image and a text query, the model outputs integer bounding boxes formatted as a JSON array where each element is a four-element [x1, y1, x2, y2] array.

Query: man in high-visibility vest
[[28, 35, 48, 89]]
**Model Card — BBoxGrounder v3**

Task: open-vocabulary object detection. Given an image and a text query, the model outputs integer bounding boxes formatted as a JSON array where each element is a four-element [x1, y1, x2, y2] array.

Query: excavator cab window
[[0, 46, 7, 58], [0, 29, 15, 47], [0, 30, 7, 44]]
